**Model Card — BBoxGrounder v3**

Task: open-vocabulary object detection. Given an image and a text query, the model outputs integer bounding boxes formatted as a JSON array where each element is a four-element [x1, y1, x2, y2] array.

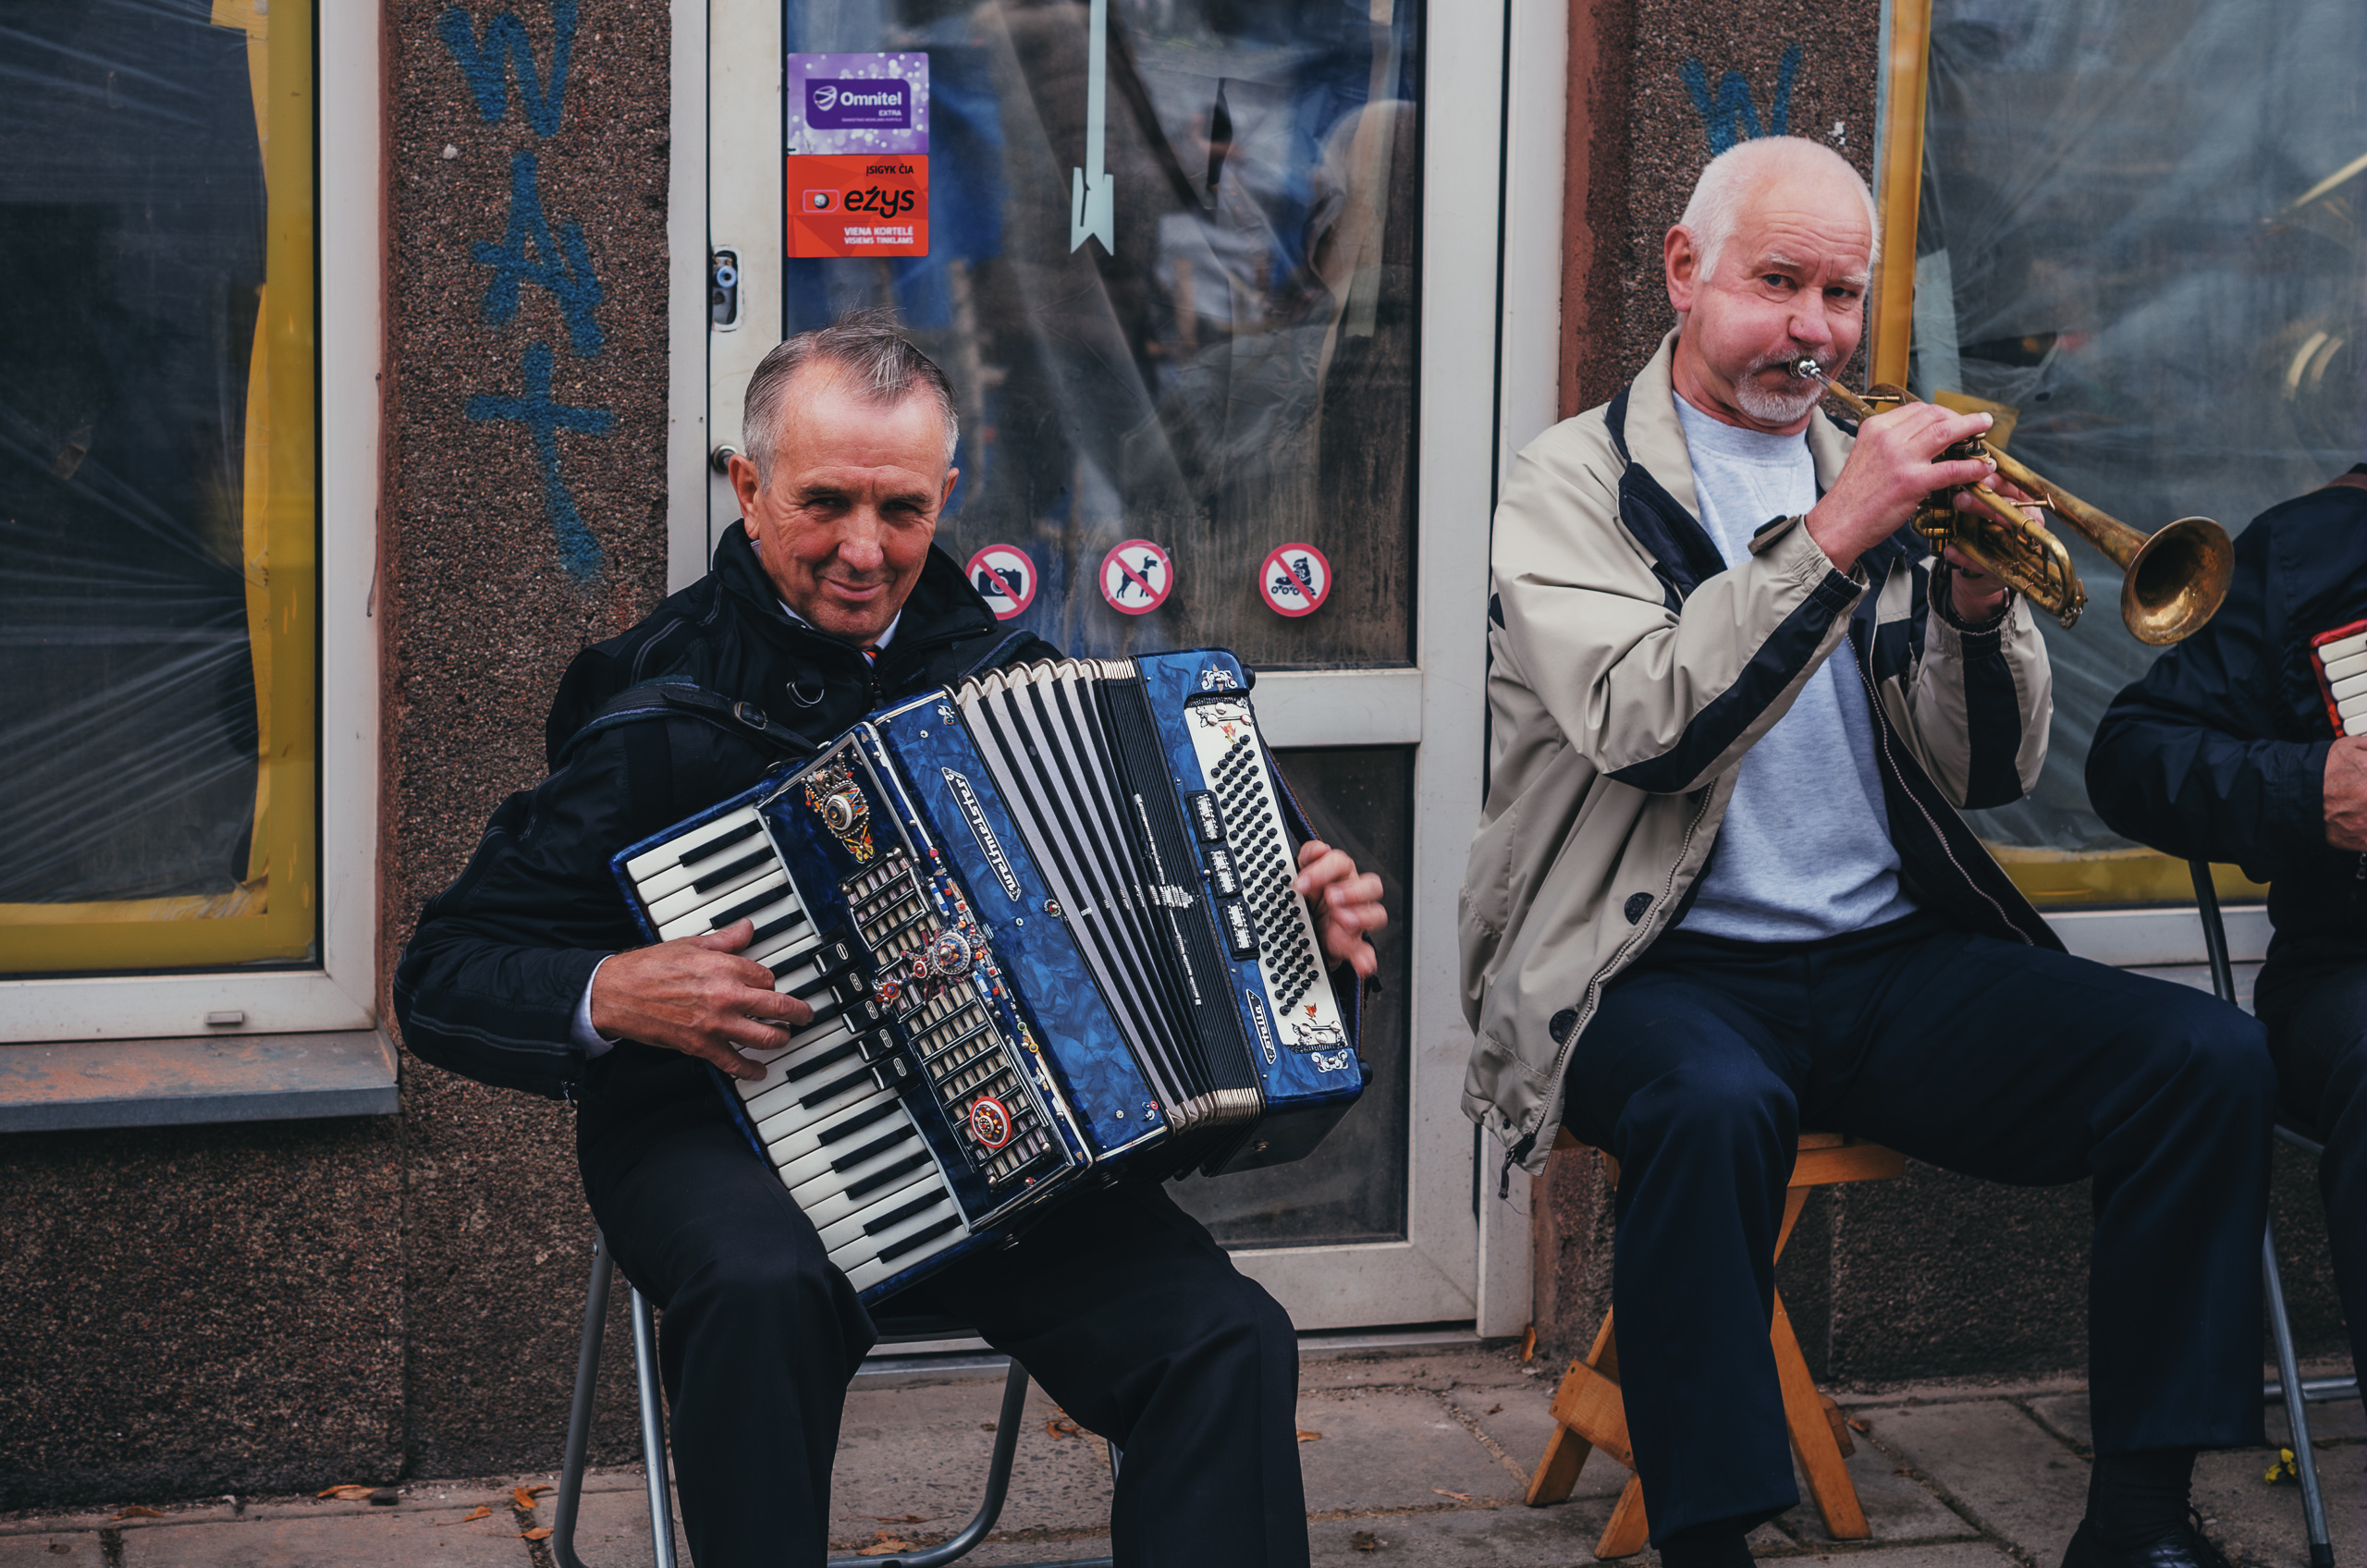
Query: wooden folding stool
[[1525, 1129, 1906, 1558]]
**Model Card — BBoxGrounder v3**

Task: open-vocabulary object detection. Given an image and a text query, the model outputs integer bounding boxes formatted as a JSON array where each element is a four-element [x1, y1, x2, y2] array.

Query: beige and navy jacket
[[1460, 331, 2060, 1179]]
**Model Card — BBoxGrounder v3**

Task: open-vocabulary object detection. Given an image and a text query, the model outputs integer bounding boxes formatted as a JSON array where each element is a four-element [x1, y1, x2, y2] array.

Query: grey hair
[[742, 306, 960, 481], [1676, 136, 1881, 282]]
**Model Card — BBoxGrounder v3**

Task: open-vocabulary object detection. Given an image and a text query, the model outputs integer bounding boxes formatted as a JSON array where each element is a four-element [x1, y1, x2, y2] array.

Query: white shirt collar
[[777, 598, 901, 652]]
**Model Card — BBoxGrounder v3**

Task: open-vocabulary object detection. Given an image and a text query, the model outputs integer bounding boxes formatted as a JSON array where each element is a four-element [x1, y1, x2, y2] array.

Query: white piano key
[[2338, 694, 2367, 735], [656, 876, 796, 941], [623, 806, 764, 887], [778, 1106, 923, 1190], [738, 1021, 865, 1116], [2320, 630, 2367, 665], [755, 1092, 908, 1173], [828, 1190, 964, 1275], [645, 857, 782, 929], [758, 1075, 884, 1153], [792, 1145, 942, 1232], [2324, 647, 2367, 685], [842, 1219, 969, 1296], [817, 1172, 955, 1256], [2333, 667, 2367, 704], [753, 928, 827, 974]]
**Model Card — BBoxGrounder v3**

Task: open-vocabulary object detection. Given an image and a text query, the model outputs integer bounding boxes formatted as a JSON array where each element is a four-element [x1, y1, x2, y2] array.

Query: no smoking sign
[[1258, 543, 1332, 618], [965, 545, 1037, 620], [1098, 539, 1174, 615]]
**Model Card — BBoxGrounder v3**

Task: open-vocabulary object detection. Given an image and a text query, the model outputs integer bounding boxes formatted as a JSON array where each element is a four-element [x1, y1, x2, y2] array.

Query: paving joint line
[[1438, 1391, 1536, 1487], [1849, 1416, 2045, 1568]]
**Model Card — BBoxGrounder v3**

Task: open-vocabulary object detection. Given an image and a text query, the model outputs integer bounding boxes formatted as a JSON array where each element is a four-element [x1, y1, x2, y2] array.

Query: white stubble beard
[[1732, 353, 1826, 426]]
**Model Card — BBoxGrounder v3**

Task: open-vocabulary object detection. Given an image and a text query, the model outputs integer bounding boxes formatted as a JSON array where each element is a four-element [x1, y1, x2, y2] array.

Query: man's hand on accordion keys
[[1295, 840, 1388, 981], [589, 918, 816, 1082]]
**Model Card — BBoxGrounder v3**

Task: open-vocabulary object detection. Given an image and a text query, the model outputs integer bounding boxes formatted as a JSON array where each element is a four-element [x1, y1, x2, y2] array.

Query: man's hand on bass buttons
[[2326, 736, 2367, 853], [589, 918, 816, 1082], [1295, 839, 1388, 980]]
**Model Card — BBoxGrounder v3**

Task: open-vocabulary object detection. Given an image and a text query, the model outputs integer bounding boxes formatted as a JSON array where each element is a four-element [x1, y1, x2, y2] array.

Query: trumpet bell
[[2118, 515, 2234, 646]]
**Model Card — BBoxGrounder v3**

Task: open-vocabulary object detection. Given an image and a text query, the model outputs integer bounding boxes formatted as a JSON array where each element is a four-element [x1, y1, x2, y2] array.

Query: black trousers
[[2257, 957, 2367, 1390], [587, 1112, 1308, 1568], [1561, 912, 2275, 1543]]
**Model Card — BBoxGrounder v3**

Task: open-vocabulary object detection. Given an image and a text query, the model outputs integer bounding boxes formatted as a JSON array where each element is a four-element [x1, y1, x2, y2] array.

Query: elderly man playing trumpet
[[1460, 136, 2271, 1568]]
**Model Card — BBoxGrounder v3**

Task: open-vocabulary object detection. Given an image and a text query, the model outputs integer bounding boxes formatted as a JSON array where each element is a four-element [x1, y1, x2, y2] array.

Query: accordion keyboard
[[620, 806, 971, 1295], [2317, 626, 2367, 736]]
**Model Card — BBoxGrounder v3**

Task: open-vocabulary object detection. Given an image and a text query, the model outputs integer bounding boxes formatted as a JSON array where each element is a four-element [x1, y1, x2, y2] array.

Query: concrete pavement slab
[[2192, 1443, 2367, 1568], [116, 1502, 536, 1566], [1300, 1347, 1538, 1395], [561, 1480, 693, 1566], [1777, 1437, 1979, 1546], [1294, 1387, 1531, 1513], [2028, 1387, 2367, 1453], [829, 1374, 1115, 1546], [0, 1536, 105, 1566], [1858, 1402, 2088, 1567]]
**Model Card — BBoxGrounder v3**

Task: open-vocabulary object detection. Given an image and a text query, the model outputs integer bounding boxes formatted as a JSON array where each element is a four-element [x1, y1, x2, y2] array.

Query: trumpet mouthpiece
[[1791, 357, 1828, 383]]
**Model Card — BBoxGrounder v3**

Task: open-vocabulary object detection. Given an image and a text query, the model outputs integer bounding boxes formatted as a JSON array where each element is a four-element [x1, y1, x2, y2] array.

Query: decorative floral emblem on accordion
[[803, 757, 875, 863], [968, 1094, 1014, 1150]]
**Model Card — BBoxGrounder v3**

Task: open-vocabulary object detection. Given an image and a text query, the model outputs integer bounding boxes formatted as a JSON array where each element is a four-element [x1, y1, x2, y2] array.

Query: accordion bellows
[[611, 649, 1365, 1304]]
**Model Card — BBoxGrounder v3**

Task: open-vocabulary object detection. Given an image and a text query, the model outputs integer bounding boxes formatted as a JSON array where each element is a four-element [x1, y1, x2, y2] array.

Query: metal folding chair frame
[[2189, 861, 2337, 1568], [550, 1230, 1116, 1568]]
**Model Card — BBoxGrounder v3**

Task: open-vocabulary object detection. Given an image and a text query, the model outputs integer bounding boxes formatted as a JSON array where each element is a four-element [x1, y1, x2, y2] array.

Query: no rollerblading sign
[[965, 545, 1037, 619], [1098, 539, 1173, 615], [1258, 543, 1331, 618]]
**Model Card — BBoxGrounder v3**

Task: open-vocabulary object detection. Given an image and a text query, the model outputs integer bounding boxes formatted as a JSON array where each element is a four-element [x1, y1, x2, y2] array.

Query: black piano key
[[844, 1151, 932, 1201], [816, 1098, 902, 1147], [799, 1063, 878, 1109], [710, 883, 792, 931], [877, 1213, 963, 1264], [751, 906, 813, 946], [863, 1189, 949, 1237], [691, 848, 773, 895], [680, 819, 760, 866], [767, 932, 838, 979], [828, 1123, 918, 1174], [787, 1039, 860, 1083]]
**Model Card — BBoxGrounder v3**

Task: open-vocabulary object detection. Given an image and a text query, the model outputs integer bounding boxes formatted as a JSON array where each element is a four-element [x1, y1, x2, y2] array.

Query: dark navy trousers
[[1562, 912, 2275, 1543], [2257, 957, 2367, 1394], [589, 1114, 1308, 1568]]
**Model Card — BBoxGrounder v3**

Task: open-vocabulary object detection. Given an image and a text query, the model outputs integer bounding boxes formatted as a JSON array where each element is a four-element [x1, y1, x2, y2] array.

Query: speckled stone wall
[[377, 0, 672, 1480], [1535, 0, 2349, 1386]]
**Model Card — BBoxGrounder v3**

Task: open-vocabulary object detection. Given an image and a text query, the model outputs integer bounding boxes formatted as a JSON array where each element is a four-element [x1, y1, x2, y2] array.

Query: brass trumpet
[[1791, 359, 2233, 644]]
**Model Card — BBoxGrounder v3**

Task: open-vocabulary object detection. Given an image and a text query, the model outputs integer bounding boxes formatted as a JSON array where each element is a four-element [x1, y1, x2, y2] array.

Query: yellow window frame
[[1870, 0, 2267, 911], [0, 0, 318, 974]]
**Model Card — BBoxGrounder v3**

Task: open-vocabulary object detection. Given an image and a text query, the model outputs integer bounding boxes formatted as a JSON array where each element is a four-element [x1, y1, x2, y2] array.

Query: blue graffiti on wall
[[440, 0, 611, 582], [1683, 43, 1803, 155], [466, 343, 614, 582]]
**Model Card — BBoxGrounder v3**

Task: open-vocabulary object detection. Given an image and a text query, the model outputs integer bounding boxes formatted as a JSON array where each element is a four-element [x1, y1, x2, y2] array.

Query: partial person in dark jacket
[[2089, 464, 2367, 1390], [395, 312, 1388, 1568]]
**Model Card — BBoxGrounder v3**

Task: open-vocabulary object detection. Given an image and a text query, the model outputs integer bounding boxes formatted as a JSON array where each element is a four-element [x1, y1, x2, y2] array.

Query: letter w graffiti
[[1682, 44, 1802, 156], [437, 0, 577, 137], [475, 152, 604, 356]]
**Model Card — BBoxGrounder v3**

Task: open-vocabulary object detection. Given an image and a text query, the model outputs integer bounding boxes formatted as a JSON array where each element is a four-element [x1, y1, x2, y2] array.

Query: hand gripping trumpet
[[1790, 359, 2233, 644]]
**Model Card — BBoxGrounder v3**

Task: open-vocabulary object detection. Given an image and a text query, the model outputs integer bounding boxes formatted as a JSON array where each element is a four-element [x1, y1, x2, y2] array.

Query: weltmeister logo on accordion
[[609, 651, 1366, 1305]]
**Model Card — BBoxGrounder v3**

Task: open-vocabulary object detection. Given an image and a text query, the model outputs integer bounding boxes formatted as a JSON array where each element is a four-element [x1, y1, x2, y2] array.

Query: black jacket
[[2087, 469, 2367, 981], [392, 525, 1052, 1174]]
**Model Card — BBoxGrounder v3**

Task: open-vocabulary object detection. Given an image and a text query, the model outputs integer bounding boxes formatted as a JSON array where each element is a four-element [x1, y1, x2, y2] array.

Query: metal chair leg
[[553, 1233, 615, 1568], [828, 1357, 1034, 1568], [2265, 1221, 2336, 1568], [630, 1286, 679, 1568]]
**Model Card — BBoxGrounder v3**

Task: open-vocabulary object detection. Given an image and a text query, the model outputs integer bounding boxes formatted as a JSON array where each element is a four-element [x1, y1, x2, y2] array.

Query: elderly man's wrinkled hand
[[2326, 737, 2367, 853], [1294, 839, 1387, 980], [1807, 401, 1998, 574], [589, 918, 815, 1082]]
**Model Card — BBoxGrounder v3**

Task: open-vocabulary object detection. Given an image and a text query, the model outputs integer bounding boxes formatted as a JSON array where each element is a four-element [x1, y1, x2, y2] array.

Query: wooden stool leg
[[1526, 1312, 1619, 1505], [1598, 1476, 1651, 1559], [1772, 1287, 1868, 1540]]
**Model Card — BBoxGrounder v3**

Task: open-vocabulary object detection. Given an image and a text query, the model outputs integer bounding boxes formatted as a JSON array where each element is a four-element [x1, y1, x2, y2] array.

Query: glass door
[[709, 0, 1515, 1331]]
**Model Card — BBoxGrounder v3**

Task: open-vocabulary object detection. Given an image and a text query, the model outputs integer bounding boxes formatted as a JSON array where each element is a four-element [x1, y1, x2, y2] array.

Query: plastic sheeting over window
[[1912, 0, 2367, 881], [780, 0, 1421, 668], [0, 0, 316, 976]]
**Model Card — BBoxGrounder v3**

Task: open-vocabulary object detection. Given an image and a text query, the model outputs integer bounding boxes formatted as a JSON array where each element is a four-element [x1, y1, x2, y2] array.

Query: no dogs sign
[[1258, 543, 1332, 618], [965, 545, 1037, 619], [1098, 540, 1174, 615]]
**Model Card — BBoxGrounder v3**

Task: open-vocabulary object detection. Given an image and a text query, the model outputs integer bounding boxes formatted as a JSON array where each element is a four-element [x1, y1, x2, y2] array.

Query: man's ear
[[938, 467, 961, 514], [728, 452, 765, 518], [1665, 225, 1701, 314]]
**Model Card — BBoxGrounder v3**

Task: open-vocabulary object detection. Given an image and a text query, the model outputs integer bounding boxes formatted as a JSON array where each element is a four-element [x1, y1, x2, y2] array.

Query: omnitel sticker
[[786, 53, 928, 258]]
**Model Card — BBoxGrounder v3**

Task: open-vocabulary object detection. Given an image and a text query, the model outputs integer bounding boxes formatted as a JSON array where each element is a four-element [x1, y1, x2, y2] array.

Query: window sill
[[0, 1029, 398, 1133]]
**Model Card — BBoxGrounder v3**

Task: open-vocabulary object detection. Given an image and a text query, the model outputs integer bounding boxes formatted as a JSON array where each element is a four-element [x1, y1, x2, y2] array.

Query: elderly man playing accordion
[[1460, 137, 2271, 1568], [395, 311, 1387, 1568]]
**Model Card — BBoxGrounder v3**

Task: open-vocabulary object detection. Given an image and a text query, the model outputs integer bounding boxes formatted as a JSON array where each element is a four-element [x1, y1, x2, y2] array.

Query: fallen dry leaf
[[864, 1514, 935, 1524], [520, 1526, 553, 1541], [1519, 1324, 1538, 1363], [1487, 1403, 1503, 1415], [980, 1421, 997, 1432], [1045, 1418, 1082, 1439], [461, 1506, 492, 1522], [511, 1486, 553, 1510], [1847, 1417, 1870, 1434], [1431, 1488, 1471, 1502], [115, 1506, 164, 1519], [317, 1486, 376, 1501], [1350, 1528, 1380, 1551], [1296, 1428, 1323, 1442], [857, 1529, 915, 1556]]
